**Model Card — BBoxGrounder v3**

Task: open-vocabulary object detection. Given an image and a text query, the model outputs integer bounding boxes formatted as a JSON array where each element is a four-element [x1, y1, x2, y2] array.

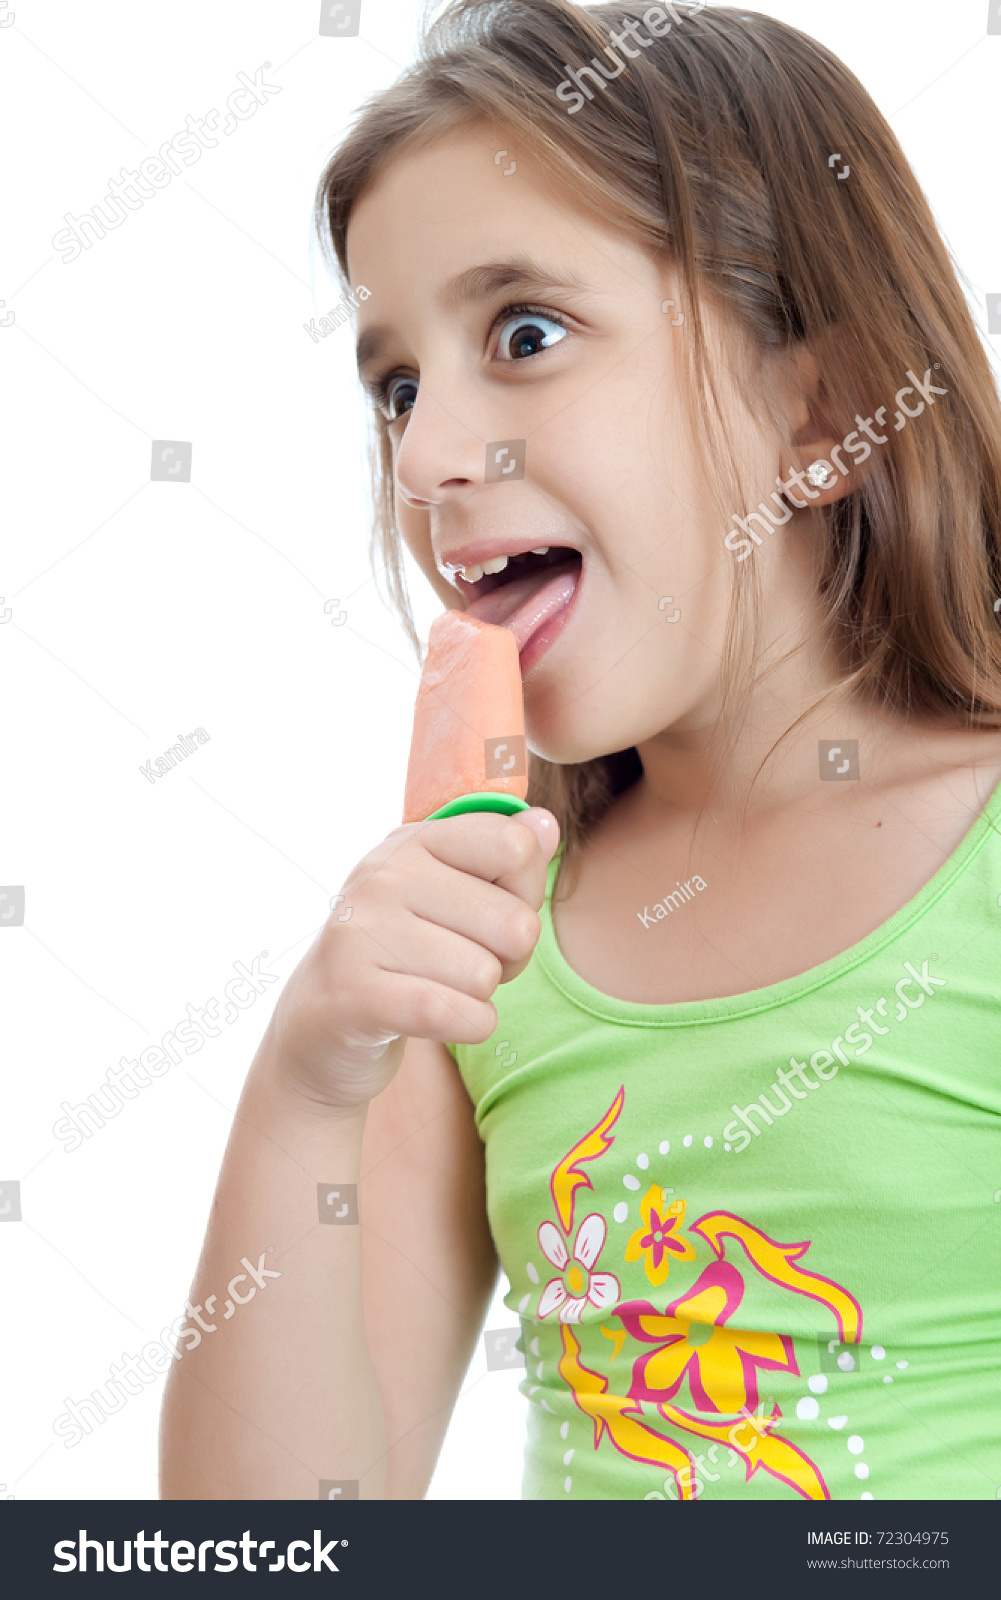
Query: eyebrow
[[354, 257, 589, 374]]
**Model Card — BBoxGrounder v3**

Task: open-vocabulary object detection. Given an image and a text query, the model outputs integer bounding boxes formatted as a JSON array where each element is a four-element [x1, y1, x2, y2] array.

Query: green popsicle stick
[[425, 792, 531, 822]]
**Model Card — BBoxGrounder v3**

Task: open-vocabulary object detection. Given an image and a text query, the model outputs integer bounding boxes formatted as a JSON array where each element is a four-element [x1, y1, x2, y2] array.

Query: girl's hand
[[264, 808, 559, 1114]]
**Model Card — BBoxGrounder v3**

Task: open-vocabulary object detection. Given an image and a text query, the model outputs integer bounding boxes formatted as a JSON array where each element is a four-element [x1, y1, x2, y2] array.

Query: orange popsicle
[[402, 612, 528, 823]]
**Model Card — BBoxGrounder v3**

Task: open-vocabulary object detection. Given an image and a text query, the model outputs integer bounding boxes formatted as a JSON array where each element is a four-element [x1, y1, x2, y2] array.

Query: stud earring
[[806, 461, 834, 488]]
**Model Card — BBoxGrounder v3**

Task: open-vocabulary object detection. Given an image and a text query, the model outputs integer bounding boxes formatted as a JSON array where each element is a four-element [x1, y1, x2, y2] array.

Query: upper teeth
[[450, 547, 553, 585], [456, 547, 549, 582], [459, 556, 507, 582]]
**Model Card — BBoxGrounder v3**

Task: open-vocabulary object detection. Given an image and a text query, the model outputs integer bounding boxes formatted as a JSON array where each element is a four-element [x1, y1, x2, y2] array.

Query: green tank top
[[448, 787, 1001, 1501]]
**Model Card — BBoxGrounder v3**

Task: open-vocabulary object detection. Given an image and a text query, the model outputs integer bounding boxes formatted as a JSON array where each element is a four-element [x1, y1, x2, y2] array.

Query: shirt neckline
[[537, 773, 1001, 1027]]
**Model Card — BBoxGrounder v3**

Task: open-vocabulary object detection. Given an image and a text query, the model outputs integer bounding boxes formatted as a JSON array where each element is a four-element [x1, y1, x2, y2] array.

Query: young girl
[[160, 1, 1001, 1501]]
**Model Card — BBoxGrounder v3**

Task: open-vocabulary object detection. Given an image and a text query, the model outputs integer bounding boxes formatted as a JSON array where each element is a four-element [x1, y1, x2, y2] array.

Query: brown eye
[[385, 376, 418, 419], [495, 313, 567, 362]]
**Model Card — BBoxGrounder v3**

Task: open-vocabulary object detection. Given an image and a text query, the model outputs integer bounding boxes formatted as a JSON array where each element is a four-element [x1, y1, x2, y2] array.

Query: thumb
[[513, 806, 561, 864]]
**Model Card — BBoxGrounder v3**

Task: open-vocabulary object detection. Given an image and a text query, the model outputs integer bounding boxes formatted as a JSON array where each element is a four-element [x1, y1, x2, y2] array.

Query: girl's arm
[[159, 1025, 381, 1499], [160, 809, 555, 1498], [360, 1034, 498, 1500], [158, 1030, 493, 1499]]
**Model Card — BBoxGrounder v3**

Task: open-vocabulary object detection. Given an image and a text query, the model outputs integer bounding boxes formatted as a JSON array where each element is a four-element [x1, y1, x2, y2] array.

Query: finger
[[398, 860, 539, 968], [491, 808, 560, 904], [511, 807, 560, 861], [353, 909, 505, 1000], [415, 808, 560, 907], [357, 969, 498, 1046]]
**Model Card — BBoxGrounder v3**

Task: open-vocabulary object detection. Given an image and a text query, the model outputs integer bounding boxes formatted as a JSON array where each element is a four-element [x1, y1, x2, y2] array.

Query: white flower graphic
[[536, 1213, 620, 1323]]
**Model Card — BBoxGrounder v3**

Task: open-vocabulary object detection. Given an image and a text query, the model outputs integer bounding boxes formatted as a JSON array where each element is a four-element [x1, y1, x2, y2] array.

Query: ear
[[775, 343, 857, 507]]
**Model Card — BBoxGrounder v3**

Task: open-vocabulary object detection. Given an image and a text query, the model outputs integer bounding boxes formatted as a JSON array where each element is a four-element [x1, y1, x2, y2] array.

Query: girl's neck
[[633, 525, 986, 820]]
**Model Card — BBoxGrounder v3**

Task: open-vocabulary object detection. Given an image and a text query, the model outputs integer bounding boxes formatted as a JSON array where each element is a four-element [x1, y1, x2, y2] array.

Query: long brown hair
[[315, 0, 1001, 859]]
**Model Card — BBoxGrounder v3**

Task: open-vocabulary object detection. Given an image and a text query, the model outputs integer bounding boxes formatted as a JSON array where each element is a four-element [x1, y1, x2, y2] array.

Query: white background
[[0, 0, 998, 1501]]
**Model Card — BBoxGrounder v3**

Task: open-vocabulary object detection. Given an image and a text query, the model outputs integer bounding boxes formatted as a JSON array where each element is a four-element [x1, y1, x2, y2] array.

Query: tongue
[[464, 562, 579, 653]]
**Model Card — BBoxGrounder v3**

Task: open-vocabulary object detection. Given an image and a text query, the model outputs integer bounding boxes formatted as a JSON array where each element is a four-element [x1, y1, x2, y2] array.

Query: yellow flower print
[[617, 1261, 797, 1413], [624, 1185, 696, 1287]]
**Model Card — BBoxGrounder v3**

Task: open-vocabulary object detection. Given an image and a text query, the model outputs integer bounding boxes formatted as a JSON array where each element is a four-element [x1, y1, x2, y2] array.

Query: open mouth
[[451, 545, 583, 659]]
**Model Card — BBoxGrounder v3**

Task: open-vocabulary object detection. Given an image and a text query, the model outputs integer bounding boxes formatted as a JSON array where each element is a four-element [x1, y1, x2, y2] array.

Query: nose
[[393, 384, 486, 509]]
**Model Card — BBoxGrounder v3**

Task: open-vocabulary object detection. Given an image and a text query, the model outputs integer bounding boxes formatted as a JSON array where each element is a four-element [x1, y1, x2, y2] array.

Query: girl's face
[[346, 126, 789, 765]]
